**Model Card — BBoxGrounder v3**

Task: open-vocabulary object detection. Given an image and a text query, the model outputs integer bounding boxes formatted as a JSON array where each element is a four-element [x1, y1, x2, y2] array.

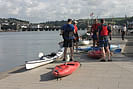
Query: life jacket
[[100, 24, 108, 36], [92, 23, 100, 34], [74, 25, 79, 39], [74, 25, 78, 33], [63, 24, 74, 40]]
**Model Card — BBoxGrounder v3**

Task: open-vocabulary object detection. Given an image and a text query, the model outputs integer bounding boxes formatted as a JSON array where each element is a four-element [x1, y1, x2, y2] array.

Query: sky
[[0, 0, 133, 23]]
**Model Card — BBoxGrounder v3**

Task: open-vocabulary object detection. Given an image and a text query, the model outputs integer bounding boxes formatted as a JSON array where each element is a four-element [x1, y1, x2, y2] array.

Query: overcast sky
[[0, 0, 132, 23]]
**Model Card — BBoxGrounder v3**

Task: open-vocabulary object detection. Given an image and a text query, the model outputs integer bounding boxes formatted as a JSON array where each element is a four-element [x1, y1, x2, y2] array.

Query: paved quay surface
[[0, 37, 133, 89]]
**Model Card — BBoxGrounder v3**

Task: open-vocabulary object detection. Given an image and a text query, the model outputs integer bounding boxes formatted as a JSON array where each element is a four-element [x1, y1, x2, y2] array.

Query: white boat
[[25, 48, 64, 69], [78, 40, 90, 45]]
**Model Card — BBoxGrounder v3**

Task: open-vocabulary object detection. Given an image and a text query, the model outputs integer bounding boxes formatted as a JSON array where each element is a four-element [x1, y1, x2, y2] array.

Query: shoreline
[[0, 65, 25, 80]]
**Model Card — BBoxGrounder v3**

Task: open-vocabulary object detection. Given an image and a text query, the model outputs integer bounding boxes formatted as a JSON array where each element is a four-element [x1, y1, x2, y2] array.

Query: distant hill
[[0, 18, 29, 24], [0, 16, 133, 31]]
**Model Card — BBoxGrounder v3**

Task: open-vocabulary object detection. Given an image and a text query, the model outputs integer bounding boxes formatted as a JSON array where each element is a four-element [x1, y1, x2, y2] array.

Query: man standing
[[98, 19, 111, 61], [60, 19, 75, 61], [121, 24, 127, 40], [73, 20, 79, 52], [91, 19, 100, 47], [108, 23, 112, 40]]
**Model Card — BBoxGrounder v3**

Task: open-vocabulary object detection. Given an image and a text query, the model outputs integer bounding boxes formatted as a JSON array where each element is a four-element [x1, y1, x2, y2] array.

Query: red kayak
[[88, 50, 102, 59], [53, 61, 80, 78]]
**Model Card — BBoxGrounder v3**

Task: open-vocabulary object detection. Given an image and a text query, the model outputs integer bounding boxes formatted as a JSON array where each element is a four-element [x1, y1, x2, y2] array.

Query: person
[[98, 19, 111, 62], [73, 20, 79, 52], [121, 24, 127, 40], [91, 19, 100, 47], [108, 23, 112, 40], [60, 19, 75, 61]]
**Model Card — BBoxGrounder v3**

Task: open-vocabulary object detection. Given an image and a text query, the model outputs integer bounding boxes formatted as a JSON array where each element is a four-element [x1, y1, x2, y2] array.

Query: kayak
[[25, 48, 64, 70], [110, 44, 120, 50], [77, 47, 100, 52], [88, 48, 122, 59], [53, 61, 80, 78], [88, 50, 102, 59], [77, 44, 120, 52]]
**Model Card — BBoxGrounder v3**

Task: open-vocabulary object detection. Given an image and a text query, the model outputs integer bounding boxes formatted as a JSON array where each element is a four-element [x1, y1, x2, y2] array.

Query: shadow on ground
[[9, 66, 27, 74], [40, 70, 56, 81]]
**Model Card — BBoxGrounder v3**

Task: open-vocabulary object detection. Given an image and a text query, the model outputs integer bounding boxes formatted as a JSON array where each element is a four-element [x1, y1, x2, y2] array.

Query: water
[[0, 30, 86, 72]]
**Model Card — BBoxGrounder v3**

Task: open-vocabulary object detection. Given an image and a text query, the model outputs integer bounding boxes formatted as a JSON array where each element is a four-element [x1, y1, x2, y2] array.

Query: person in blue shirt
[[60, 19, 75, 61]]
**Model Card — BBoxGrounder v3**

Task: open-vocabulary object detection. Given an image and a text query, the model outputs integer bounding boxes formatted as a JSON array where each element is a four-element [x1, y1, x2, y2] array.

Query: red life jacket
[[74, 25, 78, 33], [92, 24, 99, 32], [100, 25, 108, 36], [92, 23, 100, 34]]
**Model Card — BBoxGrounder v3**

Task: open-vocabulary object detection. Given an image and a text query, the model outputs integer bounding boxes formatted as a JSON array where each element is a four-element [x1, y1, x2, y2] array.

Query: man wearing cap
[[60, 19, 75, 61], [91, 19, 100, 47]]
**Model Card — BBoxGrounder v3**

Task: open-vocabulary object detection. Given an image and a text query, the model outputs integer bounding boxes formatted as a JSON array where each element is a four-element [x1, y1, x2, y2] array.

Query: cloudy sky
[[0, 0, 132, 23]]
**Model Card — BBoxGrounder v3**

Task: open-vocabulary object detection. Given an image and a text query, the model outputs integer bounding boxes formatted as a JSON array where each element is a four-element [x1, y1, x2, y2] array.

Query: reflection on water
[[0, 30, 86, 72]]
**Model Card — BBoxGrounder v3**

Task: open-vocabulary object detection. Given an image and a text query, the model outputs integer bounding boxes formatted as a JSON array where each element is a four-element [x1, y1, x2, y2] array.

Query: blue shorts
[[99, 36, 108, 47], [92, 34, 97, 40]]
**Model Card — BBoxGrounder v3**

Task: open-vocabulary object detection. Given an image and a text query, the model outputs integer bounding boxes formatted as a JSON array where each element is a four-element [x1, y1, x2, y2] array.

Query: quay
[[0, 36, 133, 89]]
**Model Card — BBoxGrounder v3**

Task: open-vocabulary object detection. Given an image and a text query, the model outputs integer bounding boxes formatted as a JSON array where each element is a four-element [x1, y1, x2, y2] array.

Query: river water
[[0, 30, 86, 72]]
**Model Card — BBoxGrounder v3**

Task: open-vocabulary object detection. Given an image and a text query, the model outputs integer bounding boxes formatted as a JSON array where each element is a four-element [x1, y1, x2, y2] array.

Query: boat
[[110, 44, 120, 50], [25, 48, 64, 70], [78, 40, 90, 45], [88, 50, 102, 59], [88, 48, 122, 59], [53, 61, 80, 78], [58, 41, 63, 48], [77, 46, 100, 52], [77, 44, 120, 52]]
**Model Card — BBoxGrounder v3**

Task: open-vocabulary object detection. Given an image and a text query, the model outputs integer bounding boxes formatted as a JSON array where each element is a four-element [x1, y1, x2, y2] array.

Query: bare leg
[[93, 39, 96, 47], [100, 47, 106, 60], [70, 47, 74, 60], [76, 42, 78, 52], [105, 46, 111, 61], [63, 47, 67, 60]]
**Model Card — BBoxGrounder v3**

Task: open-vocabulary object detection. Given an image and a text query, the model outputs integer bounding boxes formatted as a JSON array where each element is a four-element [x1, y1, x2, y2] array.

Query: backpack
[[63, 24, 74, 40], [100, 24, 108, 36]]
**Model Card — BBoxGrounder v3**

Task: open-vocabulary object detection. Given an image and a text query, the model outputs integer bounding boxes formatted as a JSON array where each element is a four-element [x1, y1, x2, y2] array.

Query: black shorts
[[73, 37, 79, 43], [63, 39, 73, 47], [92, 34, 97, 40], [73, 33, 79, 43]]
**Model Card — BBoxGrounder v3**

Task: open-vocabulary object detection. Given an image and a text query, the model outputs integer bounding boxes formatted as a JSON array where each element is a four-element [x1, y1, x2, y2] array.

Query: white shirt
[[123, 26, 127, 32]]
